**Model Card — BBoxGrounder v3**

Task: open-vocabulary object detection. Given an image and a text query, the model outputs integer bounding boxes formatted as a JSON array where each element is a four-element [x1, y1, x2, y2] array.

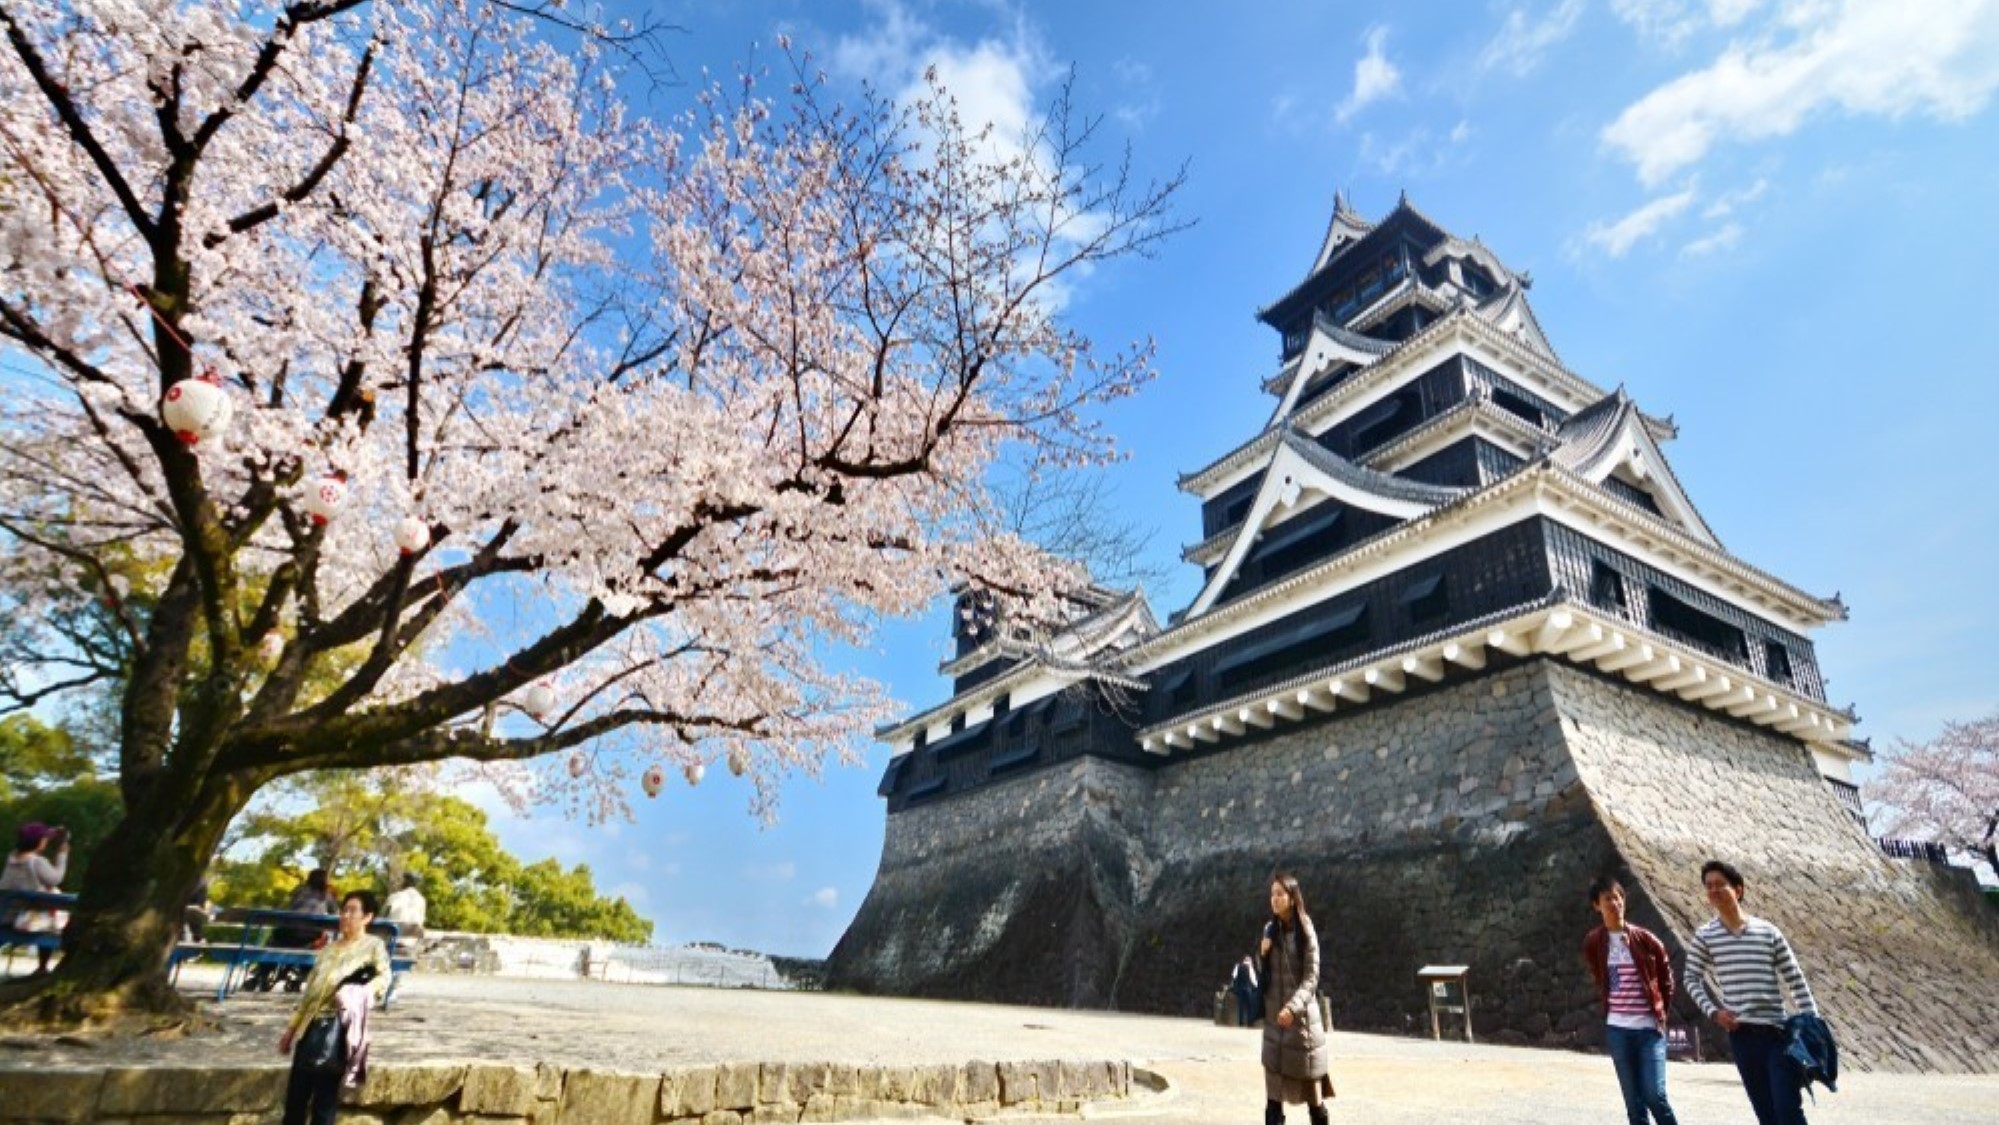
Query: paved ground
[[2, 969, 1992, 1124]]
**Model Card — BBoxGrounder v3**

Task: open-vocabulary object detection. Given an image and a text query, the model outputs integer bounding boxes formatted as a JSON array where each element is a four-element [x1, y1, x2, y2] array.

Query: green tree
[[0, 715, 120, 888], [217, 770, 650, 941]]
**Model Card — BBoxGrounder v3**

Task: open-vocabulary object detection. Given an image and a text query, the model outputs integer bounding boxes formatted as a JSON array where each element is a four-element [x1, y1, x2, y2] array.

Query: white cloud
[[1681, 221, 1745, 256], [803, 886, 839, 909], [1450, 120, 1474, 144], [1582, 187, 1700, 257], [1612, 0, 1768, 48], [1604, 0, 1999, 185], [1703, 177, 1770, 217], [1337, 26, 1403, 124], [1480, 0, 1587, 77]]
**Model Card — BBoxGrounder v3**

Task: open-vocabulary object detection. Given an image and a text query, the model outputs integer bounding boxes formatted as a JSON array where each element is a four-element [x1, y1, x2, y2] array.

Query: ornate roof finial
[[1334, 188, 1354, 214]]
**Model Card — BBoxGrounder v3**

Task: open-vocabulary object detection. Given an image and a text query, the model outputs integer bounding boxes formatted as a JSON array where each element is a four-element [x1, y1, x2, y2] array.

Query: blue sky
[[464, 0, 1999, 957]]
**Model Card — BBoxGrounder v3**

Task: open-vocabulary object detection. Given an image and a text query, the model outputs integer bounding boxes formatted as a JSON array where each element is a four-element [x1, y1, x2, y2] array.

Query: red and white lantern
[[160, 371, 233, 447], [302, 475, 347, 526], [682, 761, 705, 787], [726, 747, 750, 778], [523, 680, 556, 719], [641, 764, 666, 798], [393, 516, 430, 555], [567, 751, 587, 779], [257, 632, 285, 663]]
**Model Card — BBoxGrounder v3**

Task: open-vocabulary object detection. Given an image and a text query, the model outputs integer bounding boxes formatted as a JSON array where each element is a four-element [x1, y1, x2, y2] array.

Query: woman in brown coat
[[1258, 872, 1334, 1124]]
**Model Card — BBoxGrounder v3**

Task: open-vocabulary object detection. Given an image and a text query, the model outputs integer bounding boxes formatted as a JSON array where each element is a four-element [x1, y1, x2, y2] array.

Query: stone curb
[[0, 1057, 1138, 1124]]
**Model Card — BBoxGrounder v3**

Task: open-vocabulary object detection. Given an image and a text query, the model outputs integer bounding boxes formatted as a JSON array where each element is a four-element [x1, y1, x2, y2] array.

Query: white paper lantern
[[567, 751, 587, 779], [523, 680, 556, 719], [683, 762, 705, 787], [160, 374, 233, 447], [393, 516, 430, 555], [641, 764, 666, 798], [727, 747, 750, 778], [257, 632, 284, 662], [302, 475, 347, 526]]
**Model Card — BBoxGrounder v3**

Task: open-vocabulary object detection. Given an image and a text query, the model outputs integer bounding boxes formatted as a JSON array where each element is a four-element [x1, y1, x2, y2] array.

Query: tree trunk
[[2, 778, 252, 1022]]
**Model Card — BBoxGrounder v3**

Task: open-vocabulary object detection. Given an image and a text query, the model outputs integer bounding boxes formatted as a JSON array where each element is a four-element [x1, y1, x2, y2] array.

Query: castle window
[[912, 729, 927, 751], [1350, 391, 1413, 453], [1214, 601, 1369, 692], [1649, 586, 1748, 664], [1491, 387, 1544, 428], [950, 712, 966, 734], [1765, 642, 1794, 686], [1400, 572, 1449, 624], [1160, 668, 1199, 712], [1604, 475, 1664, 516], [1589, 561, 1629, 613], [992, 693, 1010, 719]]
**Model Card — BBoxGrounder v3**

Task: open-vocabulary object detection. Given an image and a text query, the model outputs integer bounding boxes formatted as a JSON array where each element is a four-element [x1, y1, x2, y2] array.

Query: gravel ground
[[1, 968, 1991, 1125]]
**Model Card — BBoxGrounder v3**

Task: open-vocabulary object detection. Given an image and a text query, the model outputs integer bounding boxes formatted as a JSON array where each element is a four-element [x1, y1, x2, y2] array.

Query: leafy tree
[[1867, 712, 1999, 872], [0, 715, 120, 888], [214, 770, 649, 940], [0, 0, 1174, 1020]]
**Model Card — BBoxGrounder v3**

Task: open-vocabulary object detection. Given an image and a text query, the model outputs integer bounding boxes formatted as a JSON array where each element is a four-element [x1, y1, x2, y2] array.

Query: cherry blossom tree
[[0, 0, 1177, 1019], [1867, 713, 1999, 873]]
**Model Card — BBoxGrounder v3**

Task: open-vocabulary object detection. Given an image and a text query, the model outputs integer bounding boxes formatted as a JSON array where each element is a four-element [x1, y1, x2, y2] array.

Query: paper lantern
[[726, 747, 750, 778], [683, 761, 705, 787], [393, 517, 430, 555], [523, 680, 556, 719], [160, 373, 232, 446], [302, 475, 347, 525], [567, 751, 587, 779], [257, 632, 284, 662], [641, 764, 666, 798]]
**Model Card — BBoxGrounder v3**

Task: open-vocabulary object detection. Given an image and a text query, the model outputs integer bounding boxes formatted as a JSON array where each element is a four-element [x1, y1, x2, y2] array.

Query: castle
[[826, 195, 1999, 1072]]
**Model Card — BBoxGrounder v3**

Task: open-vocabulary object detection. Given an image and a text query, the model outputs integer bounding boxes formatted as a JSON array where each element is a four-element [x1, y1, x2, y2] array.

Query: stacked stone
[[0, 1058, 1135, 1124]]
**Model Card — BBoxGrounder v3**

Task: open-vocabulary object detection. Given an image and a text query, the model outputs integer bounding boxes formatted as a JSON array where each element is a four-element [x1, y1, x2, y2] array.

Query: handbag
[[294, 1013, 344, 1075]]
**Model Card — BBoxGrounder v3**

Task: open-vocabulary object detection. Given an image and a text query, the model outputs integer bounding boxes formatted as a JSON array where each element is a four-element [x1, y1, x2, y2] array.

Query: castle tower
[[828, 195, 1999, 1072]]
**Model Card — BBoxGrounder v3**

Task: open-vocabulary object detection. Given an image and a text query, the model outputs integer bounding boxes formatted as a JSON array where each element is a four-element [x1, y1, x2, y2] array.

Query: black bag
[[295, 1013, 344, 1075]]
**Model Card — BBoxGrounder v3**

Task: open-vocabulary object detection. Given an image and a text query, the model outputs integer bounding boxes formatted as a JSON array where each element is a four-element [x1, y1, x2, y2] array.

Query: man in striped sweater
[[1684, 859, 1819, 1125]]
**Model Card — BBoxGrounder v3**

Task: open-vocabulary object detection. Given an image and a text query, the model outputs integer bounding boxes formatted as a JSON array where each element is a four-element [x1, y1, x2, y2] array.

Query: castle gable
[[1185, 430, 1463, 619], [1551, 391, 1719, 547]]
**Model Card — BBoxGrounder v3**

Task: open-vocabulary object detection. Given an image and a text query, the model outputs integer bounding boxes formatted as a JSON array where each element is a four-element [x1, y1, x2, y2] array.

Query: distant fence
[[1877, 838, 1950, 864], [414, 931, 805, 989]]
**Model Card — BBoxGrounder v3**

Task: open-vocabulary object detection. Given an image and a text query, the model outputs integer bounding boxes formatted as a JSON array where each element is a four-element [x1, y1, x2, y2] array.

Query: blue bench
[[209, 907, 412, 1005], [0, 888, 69, 972]]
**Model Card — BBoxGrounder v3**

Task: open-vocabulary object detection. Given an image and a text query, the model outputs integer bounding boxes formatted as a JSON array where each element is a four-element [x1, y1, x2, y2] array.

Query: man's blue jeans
[[1729, 1024, 1808, 1125], [1605, 1024, 1680, 1125]]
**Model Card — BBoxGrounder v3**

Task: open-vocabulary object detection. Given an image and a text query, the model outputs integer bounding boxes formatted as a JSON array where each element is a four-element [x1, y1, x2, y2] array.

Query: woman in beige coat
[[1258, 872, 1333, 1124]]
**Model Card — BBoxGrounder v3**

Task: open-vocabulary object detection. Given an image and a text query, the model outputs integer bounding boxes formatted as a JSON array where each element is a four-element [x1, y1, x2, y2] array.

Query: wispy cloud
[[1480, 0, 1587, 77], [1337, 26, 1403, 124], [1612, 0, 1768, 49], [1582, 187, 1700, 257], [743, 861, 797, 882], [803, 886, 839, 909], [1703, 177, 1769, 218], [1604, 0, 1999, 186], [1681, 221, 1743, 256]]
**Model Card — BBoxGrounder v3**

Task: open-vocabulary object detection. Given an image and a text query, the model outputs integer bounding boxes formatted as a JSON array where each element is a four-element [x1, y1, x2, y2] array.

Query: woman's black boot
[[1264, 1099, 1284, 1125], [1307, 1104, 1329, 1125]]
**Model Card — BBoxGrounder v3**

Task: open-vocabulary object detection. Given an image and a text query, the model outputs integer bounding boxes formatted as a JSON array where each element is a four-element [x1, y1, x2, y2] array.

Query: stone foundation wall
[[829, 659, 1999, 1072], [0, 1057, 1136, 1124]]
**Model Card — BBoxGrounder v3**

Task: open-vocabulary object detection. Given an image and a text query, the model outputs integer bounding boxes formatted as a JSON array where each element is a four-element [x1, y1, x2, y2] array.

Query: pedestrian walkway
[[3, 973, 1991, 1124]]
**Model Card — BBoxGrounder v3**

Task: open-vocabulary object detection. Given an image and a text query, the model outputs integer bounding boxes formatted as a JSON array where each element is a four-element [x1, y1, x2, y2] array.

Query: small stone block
[[352, 1064, 468, 1108], [558, 1069, 661, 1125], [97, 1066, 288, 1114], [957, 1061, 999, 1104], [0, 1069, 102, 1121], [462, 1065, 541, 1116], [664, 1066, 718, 1117], [714, 1061, 759, 1109]]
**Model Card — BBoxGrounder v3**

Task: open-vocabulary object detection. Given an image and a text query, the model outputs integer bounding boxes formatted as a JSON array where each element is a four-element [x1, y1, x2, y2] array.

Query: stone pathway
[[2, 970, 1991, 1124]]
